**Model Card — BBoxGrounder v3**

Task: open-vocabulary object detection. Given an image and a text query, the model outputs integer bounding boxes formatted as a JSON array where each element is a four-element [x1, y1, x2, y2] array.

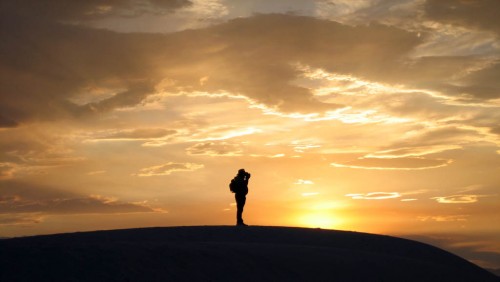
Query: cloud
[[346, 192, 401, 200], [84, 83, 158, 113], [190, 127, 262, 142], [0, 127, 87, 180], [134, 162, 204, 176], [0, 13, 163, 126], [0, 163, 17, 180], [370, 126, 492, 160], [1, 0, 192, 22], [425, 0, 500, 35], [418, 0, 500, 101], [319, 0, 431, 34], [400, 127, 482, 147], [432, 194, 480, 204], [186, 142, 243, 156], [417, 215, 468, 222], [0, 194, 157, 214], [0, 214, 43, 226], [365, 146, 462, 159], [454, 61, 500, 101], [0, 181, 161, 215], [490, 126, 500, 136], [331, 157, 452, 170], [293, 64, 500, 150], [1, 10, 426, 126], [193, 14, 418, 109], [93, 128, 176, 140], [3, 1, 499, 132], [0, 114, 18, 128], [294, 179, 314, 185]]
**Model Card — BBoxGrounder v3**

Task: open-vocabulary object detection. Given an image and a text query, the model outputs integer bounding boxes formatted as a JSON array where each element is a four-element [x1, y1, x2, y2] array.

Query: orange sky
[[1, 0, 499, 269]]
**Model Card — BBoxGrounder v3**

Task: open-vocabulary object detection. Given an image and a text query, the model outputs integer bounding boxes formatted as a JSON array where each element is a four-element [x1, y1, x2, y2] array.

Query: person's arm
[[244, 173, 250, 185]]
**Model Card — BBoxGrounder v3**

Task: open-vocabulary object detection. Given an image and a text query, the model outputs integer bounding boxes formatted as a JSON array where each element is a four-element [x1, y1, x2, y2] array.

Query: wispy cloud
[[191, 127, 262, 142], [0, 214, 44, 226], [186, 142, 243, 156], [0, 194, 161, 215], [432, 194, 480, 204], [401, 198, 418, 202], [134, 162, 204, 177], [0, 163, 16, 180], [331, 157, 452, 170], [346, 192, 401, 200], [89, 128, 176, 141], [365, 145, 462, 158], [417, 215, 469, 222], [294, 179, 314, 185]]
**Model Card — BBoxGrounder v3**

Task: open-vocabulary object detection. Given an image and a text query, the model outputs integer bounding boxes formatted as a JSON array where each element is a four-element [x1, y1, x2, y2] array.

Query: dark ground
[[0, 226, 498, 282]]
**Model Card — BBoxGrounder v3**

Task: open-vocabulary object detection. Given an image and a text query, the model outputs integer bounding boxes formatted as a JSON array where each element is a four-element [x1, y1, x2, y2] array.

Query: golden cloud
[[186, 142, 243, 156], [432, 195, 480, 204], [331, 157, 452, 170], [0, 181, 161, 216], [94, 128, 176, 140], [345, 192, 401, 200], [417, 215, 469, 222], [134, 162, 204, 177]]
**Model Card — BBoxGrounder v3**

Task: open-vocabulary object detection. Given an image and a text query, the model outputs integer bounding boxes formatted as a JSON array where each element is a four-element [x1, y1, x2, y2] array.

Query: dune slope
[[0, 226, 497, 281]]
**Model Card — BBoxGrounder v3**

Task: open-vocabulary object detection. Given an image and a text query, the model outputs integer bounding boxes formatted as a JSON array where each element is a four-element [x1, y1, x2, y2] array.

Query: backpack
[[229, 179, 238, 193]]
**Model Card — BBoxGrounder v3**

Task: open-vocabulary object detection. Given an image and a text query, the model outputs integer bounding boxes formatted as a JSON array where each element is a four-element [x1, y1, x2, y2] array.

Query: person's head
[[237, 168, 250, 179]]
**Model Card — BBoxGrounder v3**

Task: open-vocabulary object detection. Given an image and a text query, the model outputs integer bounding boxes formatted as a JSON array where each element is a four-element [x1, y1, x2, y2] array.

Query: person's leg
[[235, 195, 246, 225]]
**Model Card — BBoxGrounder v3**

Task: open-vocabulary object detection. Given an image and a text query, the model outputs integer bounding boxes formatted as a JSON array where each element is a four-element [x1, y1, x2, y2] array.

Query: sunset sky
[[1, 0, 499, 269]]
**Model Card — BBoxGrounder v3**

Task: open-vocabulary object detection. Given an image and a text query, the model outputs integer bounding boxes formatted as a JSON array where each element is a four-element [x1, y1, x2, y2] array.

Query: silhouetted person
[[229, 169, 250, 226]]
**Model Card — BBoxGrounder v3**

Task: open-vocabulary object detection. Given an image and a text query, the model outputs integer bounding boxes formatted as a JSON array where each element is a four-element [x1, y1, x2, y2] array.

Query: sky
[[1, 0, 499, 269]]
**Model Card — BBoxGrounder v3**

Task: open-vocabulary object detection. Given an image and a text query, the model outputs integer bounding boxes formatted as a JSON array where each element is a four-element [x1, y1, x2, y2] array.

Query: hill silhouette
[[0, 226, 497, 282]]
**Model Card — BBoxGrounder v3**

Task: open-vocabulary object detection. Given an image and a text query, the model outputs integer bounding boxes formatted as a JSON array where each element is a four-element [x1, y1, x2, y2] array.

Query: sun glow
[[296, 212, 343, 230]]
